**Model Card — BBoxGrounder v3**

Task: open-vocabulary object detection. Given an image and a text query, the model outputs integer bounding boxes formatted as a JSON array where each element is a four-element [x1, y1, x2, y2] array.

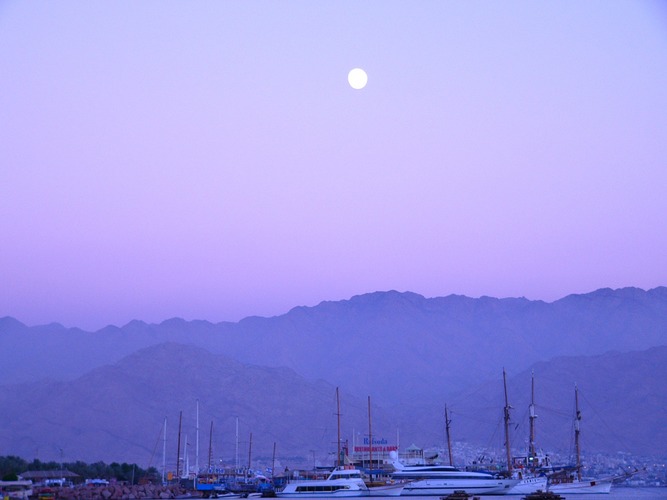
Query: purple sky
[[2, 2, 666, 331]]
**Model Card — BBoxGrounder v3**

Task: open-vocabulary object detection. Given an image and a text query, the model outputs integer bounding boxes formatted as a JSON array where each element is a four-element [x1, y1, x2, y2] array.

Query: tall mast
[[248, 432, 253, 470], [196, 399, 200, 475], [503, 368, 513, 474], [208, 421, 213, 473], [574, 384, 582, 481], [529, 371, 537, 464], [235, 417, 239, 469], [162, 417, 167, 485], [336, 387, 341, 468], [368, 396, 373, 481], [444, 405, 453, 466], [176, 411, 183, 479], [184, 434, 189, 478]]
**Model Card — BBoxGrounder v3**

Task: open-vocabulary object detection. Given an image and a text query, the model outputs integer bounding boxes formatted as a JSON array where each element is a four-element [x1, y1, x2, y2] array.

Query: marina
[[0, 380, 657, 500], [151, 383, 644, 499]]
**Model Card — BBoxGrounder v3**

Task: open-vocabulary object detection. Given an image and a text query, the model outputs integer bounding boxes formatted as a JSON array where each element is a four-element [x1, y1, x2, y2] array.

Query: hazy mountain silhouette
[[0, 343, 395, 465], [0, 343, 665, 466], [2, 287, 666, 406]]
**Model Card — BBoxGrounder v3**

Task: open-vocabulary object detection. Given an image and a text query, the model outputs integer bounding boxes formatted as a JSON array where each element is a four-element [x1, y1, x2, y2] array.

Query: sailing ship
[[546, 384, 613, 494], [503, 370, 548, 495]]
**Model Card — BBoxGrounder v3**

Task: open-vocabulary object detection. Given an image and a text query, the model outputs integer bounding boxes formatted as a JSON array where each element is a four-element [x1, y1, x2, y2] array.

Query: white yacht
[[276, 468, 370, 498], [390, 453, 518, 496]]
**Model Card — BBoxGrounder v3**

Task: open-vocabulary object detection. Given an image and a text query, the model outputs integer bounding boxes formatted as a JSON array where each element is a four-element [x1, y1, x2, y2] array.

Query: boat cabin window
[[295, 485, 351, 492], [329, 472, 361, 480]]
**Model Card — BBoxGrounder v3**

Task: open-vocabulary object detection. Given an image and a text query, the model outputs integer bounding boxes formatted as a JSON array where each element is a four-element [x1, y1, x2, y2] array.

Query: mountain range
[[1, 287, 666, 465]]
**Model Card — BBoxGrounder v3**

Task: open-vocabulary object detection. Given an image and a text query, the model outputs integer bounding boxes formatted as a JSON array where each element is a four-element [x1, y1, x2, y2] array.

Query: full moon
[[348, 68, 368, 89]]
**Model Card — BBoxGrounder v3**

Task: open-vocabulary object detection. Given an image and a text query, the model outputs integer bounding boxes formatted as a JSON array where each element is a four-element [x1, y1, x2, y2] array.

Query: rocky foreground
[[34, 484, 190, 500]]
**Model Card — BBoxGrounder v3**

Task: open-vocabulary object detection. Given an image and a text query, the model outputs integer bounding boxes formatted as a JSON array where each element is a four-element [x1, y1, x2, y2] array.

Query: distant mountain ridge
[[0, 343, 665, 465], [2, 287, 666, 405]]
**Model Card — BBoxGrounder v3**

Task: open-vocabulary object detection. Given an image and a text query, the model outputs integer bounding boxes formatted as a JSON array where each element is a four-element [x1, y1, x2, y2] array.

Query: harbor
[[3, 380, 659, 500]]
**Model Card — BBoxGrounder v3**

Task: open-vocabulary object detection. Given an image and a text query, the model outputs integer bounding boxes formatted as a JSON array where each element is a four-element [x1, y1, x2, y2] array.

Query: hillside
[[397, 346, 667, 459], [0, 343, 393, 466], [0, 343, 666, 465], [2, 287, 667, 408]]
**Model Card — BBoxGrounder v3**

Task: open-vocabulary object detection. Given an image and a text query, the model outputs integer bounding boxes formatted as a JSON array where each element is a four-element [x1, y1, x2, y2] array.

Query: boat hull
[[506, 476, 548, 495], [367, 483, 404, 497], [548, 478, 612, 494], [276, 475, 370, 498], [400, 478, 518, 496], [276, 492, 369, 498]]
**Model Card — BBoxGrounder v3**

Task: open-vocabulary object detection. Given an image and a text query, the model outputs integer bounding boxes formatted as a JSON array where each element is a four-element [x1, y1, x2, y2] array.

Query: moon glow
[[348, 68, 368, 89]]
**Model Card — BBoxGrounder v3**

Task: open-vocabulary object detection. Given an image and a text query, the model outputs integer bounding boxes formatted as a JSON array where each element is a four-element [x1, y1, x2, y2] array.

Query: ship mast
[[336, 387, 342, 469], [235, 417, 239, 469], [176, 411, 183, 479], [574, 384, 582, 481], [208, 421, 213, 473], [196, 399, 200, 475], [183, 434, 189, 478], [444, 405, 454, 466], [528, 371, 537, 466], [248, 432, 253, 470], [162, 417, 167, 485], [368, 396, 373, 481], [503, 369, 513, 474]]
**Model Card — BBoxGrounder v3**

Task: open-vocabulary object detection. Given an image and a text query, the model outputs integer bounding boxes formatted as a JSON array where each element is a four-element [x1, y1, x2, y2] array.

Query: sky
[[1, 1, 666, 331]]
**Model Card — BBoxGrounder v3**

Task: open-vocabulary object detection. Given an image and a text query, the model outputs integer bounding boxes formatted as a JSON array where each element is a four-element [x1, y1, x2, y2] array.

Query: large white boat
[[276, 468, 370, 498], [390, 454, 518, 496]]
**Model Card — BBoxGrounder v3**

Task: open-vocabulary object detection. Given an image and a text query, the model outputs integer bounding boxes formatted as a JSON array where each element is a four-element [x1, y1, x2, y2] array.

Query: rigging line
[[512, 405, 529, 439], [535, 403, 572, 419], [449, 405, 504, 423], [482, 413, 504, 452], [448, 378, 503, 407], [578, 388, 635, 454], [146, 423, 164, 471]]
